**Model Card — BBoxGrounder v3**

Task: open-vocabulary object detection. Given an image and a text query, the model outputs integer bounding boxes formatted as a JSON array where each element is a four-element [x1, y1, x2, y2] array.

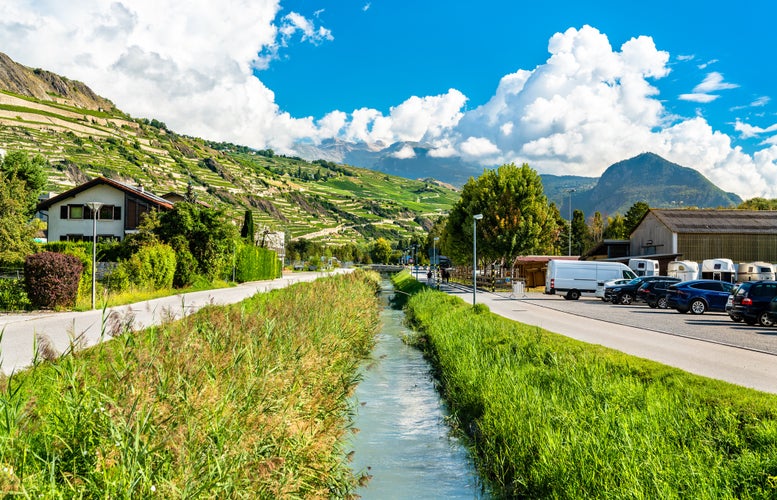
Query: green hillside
[[0, 89, 457, 244]]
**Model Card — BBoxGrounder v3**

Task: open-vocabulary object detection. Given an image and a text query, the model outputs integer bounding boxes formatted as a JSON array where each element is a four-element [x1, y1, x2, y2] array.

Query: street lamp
[[566, 188, 575, 256], [473, 213, 483, 306], [432, 236, 439, 268], [86, 201, 104, 310]]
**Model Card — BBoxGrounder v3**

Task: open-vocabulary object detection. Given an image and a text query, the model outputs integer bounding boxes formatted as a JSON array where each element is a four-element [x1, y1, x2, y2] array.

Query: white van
[[701, 258, 736, 282], [545, 259, 637, 300], [736, 262, 776, 281], [667, 260, 699, 281], [628, 258, 659, 276]]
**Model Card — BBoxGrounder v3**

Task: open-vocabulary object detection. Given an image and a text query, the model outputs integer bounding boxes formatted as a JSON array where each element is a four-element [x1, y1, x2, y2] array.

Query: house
[[36, 177, 173, 242], [629, 209, 777, 264]]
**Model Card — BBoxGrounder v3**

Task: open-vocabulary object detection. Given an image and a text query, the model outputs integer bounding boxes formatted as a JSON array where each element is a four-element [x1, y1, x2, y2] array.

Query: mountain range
[[0, 51, 745, 242]]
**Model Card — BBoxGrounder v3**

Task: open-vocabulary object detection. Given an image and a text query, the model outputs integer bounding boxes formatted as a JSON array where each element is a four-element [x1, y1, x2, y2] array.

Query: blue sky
[[1, 1, 776, 199]]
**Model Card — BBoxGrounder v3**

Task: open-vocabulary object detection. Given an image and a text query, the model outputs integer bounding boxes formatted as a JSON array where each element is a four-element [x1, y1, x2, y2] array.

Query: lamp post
[[86, 201, 104, 310], [566, 188, 575, 256], [473, 213, 483, 306], [433, 235, 439, 267], [413, 244, 418, 280]]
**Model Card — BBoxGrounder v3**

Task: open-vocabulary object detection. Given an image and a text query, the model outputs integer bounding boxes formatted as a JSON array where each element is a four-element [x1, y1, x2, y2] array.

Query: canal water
[[347, 284, 488, 498]]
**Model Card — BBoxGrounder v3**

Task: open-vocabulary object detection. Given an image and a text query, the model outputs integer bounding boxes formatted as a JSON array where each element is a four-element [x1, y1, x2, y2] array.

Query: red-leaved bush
[[24, 252, 84, 309]]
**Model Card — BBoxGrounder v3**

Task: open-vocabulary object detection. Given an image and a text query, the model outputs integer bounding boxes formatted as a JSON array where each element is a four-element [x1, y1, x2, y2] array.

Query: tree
[[590, 211, 604, 243], [0, 150, 48, 218], [0, 175, 38, 266], [155, 202, 239, 280], [240, 210, 255, 243], [603, 214, 628, 239], [570, 209, 590, 256], [371, 237, 392, 264], [443, 163, 558, 267], [624, 201, 650, 235]]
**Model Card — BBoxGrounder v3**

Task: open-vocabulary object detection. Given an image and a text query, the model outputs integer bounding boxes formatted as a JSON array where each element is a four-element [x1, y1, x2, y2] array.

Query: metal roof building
[[630, 209, 777, 263]]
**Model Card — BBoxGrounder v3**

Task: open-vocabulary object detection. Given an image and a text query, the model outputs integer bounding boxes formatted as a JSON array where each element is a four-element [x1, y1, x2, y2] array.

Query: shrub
[[0, 279, 31, 311], [24, 252, 83, 309], [106, 243, 176, 292], [234, 244, 281, 282], [169, 235, 198, 288]]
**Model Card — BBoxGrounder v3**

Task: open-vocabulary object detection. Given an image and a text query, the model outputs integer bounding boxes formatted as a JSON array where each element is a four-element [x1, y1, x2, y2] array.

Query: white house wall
[[47, 185, 126, 241]]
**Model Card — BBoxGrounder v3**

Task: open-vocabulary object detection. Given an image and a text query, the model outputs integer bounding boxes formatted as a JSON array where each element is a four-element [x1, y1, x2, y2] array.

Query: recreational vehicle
[[667, 260, 699, 281], [545, 259, 637, 300], [736, 262, 776, 281], [701, 258, 736, 283], [628, 258, 659, 276]]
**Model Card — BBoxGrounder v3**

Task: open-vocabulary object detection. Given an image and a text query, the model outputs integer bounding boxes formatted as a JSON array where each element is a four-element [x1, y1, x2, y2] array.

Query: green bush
[[234, 243, 281, 282], [169, 235, 199, 288], [0, 278, 31, 311], [105, 243, 176, 292], [24, 252, 83, 309], [43, 241, 93, 301]]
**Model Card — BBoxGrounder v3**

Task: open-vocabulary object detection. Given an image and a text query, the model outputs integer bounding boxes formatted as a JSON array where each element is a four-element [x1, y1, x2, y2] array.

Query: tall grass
[[0, 270, 380, 497], [395, 271, 777, 498]]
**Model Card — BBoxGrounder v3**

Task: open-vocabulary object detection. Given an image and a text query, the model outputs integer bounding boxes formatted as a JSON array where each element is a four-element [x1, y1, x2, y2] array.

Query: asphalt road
[[0, 270, 349, 376], [440, 283, 777, 395]]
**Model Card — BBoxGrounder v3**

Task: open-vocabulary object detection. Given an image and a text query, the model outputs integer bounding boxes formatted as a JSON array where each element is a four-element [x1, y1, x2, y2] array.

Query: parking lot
[[517, 292, 777, 356]]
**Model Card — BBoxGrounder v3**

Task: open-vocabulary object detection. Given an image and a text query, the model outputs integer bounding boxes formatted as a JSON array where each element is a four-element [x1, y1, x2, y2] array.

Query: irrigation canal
[[346, 282, 489, 498]]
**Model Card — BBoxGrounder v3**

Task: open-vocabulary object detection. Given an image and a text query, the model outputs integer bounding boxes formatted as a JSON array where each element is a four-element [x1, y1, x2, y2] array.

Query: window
[[68, 205, 84, 219]]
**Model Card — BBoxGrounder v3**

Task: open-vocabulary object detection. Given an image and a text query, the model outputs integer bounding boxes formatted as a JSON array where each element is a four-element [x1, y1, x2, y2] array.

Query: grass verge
[[393, 270, 777, 498], [0, 270, 381, 497]]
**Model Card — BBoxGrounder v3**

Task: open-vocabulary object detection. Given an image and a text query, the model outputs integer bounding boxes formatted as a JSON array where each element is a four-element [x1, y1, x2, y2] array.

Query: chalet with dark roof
[[37, 177, 173, 242], [630, 209, 777, 263]]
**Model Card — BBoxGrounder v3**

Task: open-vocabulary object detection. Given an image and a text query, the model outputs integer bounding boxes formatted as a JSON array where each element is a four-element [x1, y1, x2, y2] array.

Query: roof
[[37, 177, 173, 211], [649, 209, 777, 234]]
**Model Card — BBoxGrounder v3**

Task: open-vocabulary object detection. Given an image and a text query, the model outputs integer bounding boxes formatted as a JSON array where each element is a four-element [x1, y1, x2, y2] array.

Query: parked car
[[636, 279, 682, 308], [605, 276, 678, 305], [727, 280, 777, 326], [766, 295, 777, 325], [665, 279, 735, 314], [595, 278, 632, 301]]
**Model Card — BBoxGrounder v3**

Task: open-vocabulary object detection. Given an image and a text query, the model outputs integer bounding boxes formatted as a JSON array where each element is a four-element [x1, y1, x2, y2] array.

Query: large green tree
[[624, 201, 650, 235], [0, 175, 38, 266], [155, 202, 239, 280], [443, 163, 558, 267], [0, 151, 48, 218]]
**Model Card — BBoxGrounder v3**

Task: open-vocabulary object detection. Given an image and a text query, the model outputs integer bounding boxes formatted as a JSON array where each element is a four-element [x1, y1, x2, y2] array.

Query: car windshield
[[627, 278, 643, 285]]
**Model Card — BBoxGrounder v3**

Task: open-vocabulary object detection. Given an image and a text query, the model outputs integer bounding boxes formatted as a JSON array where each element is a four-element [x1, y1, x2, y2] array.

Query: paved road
[[439, 282, 777, 395], [0, 270, 349, 376]]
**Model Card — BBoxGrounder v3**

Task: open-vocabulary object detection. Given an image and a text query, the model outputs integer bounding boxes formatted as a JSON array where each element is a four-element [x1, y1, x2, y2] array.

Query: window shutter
[[60, 205, 68, 219], [114, 206, 122, 220]]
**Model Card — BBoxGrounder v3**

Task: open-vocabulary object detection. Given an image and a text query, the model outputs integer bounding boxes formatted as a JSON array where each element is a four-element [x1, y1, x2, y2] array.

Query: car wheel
[[648, 302, 657, 308], [689, 299, 706, 315], [657, 297, 668, 309], [758, 312, 774, 327], [620, 293, 634, 305]]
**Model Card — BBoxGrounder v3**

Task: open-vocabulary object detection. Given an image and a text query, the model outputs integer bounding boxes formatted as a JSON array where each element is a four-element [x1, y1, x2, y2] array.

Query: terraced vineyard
[[0, 88, 458, 243]]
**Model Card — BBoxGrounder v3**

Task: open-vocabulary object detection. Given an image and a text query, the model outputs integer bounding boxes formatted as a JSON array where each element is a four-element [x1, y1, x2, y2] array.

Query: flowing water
[[347, 285, 489, 499]]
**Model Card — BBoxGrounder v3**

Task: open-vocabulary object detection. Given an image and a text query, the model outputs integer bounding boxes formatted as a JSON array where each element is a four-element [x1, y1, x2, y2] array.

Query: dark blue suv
[[728, 280, 777, 326], [665, 279, 734, 314]]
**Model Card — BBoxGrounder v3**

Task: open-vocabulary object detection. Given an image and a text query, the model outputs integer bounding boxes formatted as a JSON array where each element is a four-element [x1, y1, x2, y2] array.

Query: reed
[[396, 272, 777, 498], [0, 270, 380, 497]]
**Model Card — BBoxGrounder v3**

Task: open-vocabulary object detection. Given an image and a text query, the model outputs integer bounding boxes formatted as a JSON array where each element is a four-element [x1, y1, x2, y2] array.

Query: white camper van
[[545, 259, 637, 300], [701, 258, 736, 282], [736, 262, 776, 281], [628, 258, 659, 277], [667, 260, 699, 281]]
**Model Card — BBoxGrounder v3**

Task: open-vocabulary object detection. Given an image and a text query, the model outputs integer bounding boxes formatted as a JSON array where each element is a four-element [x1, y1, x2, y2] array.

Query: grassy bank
[[394, 271, 777, 498], [0, 270, 381, 497]]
